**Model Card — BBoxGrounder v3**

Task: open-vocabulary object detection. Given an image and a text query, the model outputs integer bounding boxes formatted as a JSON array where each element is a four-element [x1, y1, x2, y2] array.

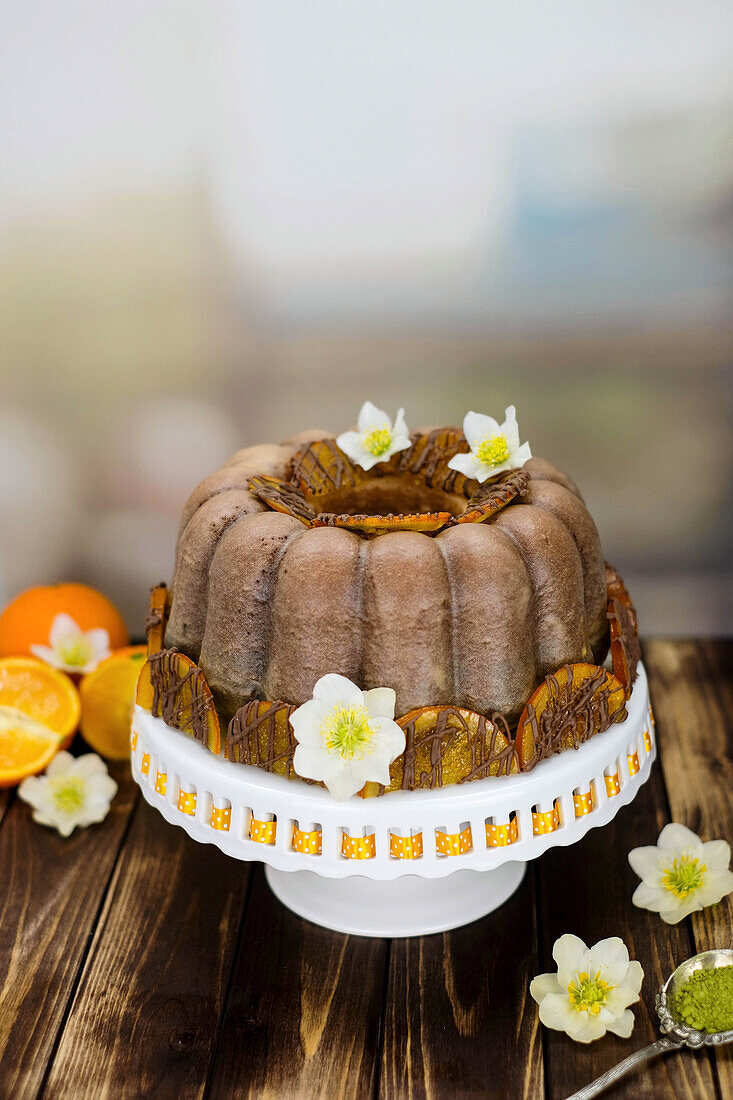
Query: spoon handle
[[565, 1037, 679, 1100]]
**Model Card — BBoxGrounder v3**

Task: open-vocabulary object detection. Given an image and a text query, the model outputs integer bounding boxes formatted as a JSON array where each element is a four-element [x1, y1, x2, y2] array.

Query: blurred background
[[1, 1, 731, 634]]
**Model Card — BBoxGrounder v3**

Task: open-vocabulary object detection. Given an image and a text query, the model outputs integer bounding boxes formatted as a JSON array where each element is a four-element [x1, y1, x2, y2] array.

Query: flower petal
[[511, 441, 533, 467], [447, 452, 484, 479], [701, 839, 732, 872], [537, 991, 576, 1032], [462, 411, 498, 449], [529, 973, 562, 1004], [72, 753, 109, 777], [501, 405, 520, 451], [631, 882, 667, 911], [553, 934, 588, 987], [695, 869, 733, 907], [336, 431, 379, 469], [45, 751, 75, 777], [589, 937, 630, 987], [606, 1009, 636, 1039], [357, 401, 390, 434], [362, 687, 396, 720], [657, 822, 702, 853], [628, 844, 664, 882], [392, 407, 409, 440], [49, 613, 82, 646], [311, 673, 364, 709], [85, 629, 111, 657]]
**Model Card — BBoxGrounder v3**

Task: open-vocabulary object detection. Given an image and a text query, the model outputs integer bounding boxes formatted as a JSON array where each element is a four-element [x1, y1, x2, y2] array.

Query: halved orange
[[0, 657, 81, 785], [80, 645, 147, 760]]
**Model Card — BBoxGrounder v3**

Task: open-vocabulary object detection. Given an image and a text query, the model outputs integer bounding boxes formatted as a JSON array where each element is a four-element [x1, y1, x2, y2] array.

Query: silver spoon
[[566, 948, 733, 1100]]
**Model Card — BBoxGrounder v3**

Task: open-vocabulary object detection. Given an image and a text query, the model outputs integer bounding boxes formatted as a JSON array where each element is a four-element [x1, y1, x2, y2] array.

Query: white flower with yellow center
[[336, 401, 411, 471], [290, 673, 406, 801], [30, 613, 111, 674], [530, 934, 643, 1044], [18, 751, 118, 837], [448, 405, 532, 483], [628, 822, 733, 924]]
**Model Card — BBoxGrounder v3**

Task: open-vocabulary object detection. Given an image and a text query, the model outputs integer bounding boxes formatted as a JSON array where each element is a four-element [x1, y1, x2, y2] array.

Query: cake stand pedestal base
[[265, 861, 527, 938]]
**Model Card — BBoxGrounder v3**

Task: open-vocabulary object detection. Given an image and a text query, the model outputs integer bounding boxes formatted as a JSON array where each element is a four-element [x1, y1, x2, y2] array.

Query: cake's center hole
[[315, 476, 465, 517]]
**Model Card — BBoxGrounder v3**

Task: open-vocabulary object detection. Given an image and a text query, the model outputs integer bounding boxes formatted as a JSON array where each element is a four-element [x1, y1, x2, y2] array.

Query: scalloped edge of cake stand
[[131, 664, 654, 936]]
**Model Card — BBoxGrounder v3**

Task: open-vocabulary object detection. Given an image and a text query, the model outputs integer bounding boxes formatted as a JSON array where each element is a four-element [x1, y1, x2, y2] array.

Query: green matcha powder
[[674, 966, 733, 1034]]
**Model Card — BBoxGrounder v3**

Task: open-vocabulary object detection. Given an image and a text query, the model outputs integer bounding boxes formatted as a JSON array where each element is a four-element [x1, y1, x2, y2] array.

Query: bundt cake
[[137, 403, 640, 798]]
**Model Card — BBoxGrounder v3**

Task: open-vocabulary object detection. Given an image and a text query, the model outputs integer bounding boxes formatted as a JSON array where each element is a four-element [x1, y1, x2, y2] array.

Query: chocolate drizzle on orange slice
[[136, 648, 220, 754], [515, 662, 626, 771], [456, 469, 529, 524], [249, 475, 316, 526]]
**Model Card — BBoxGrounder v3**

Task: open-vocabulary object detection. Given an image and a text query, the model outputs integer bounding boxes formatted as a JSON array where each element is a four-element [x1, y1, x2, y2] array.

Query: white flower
[[290, 673, 406, 801], [30, 613, 111, 674], [530, 934, 643, 1044], [448, 405, 532, 483], [18, 751, 117, 837], [336, 401, 411, 471], [628, 822, 733, 924]]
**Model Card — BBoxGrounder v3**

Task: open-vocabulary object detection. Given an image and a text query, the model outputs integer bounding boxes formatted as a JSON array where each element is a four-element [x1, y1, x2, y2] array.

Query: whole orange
[[0, 583, 129, 659]]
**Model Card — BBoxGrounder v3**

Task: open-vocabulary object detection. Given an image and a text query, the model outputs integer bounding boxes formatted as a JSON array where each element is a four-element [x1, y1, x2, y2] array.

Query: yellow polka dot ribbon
[[486, 818, 519, 847], [627, 751, 640, 776], [249, 817, 277, 844], [292, 825, 322, 855], [648, 704, 656, 730], [211, 805, 231, 831], [154, 771, 167, 796], [178, 790, 197, 816], [573, 789, 594, 817], [605, 772, 621, 797], [130, 729, 138, 753], [140, 752, 150, 776], [643, 726, 653, 753], [389, 831, 424, 859], [435, 825, 473, 856], [341, 831, 376, 859], [532, 806, 560, 835]]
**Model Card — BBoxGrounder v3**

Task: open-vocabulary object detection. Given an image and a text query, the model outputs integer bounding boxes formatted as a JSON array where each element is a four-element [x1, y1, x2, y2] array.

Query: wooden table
[[0, 640, 731, 1100]]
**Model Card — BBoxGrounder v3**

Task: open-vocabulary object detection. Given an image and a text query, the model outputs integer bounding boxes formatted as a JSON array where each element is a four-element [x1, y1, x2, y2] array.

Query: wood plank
[[206, 865, 387, 1100], [43, 797, 252, 1100], [643, 638, 733, 1093], [0, 760, 137, 1100], [538, 738, 719, 1098], [379, 868, 543, 1100]]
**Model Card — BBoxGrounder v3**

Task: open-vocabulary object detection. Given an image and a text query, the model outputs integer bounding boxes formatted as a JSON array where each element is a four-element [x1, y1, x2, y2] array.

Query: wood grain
[[42, 798, 252, 1100], [643, 638, 733, 1094], [0, 761, 137, 1100], [538, 749, 720, 1099], [205, 865, 388, 1100], [379, 868, 543, 1100]]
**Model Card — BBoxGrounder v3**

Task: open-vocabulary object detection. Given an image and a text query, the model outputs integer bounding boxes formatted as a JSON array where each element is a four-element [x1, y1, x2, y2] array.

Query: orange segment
[[80, 646, 147, 759], [0, 710, 59, 787], [0, 657, 81, 741], [0, 583, 129, 659]]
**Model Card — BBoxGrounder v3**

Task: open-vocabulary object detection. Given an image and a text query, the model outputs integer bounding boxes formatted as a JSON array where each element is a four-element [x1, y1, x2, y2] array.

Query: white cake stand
[[131, 664, 654, 937]]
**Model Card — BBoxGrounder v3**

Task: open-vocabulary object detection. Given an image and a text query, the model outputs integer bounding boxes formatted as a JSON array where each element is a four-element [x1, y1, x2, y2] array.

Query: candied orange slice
[[456, 469, 529, 524], [145, 583, 170, 657], [290, 438, 368, 497], [313, 510, 452, 536], [248, 475, 316, 526], [608, 597, 641, 698], [136, 649, 220, 754], [226, 699, 302, 779], [361, 705, 517, 796], [516, 662, 626, 770], [390, 427, 471, 494]]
